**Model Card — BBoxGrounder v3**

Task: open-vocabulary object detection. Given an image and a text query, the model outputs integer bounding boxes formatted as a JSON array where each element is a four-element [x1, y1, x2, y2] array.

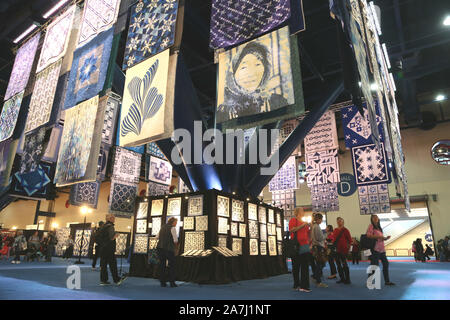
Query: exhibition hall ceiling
[[0, 0, 449, 126]]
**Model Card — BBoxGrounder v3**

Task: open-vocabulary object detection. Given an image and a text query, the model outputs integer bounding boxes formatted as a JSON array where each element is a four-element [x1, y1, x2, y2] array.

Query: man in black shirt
[[99, 214, 125, 286], [156, 217, 179, 287], [91, 221, 104, 270]]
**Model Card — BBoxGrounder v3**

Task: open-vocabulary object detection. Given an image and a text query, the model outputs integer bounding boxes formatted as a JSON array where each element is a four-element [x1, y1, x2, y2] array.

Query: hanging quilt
[[268, 156, 298, 192], [248, 220, 259, 239], [249, 238, 259, 256], [167, 197, 181, 216], [341, 103, 384, 148], [146, 142, 166, 159], [148, 155, 172, 185], [184, 232, 205, 252], [272, 189, 296, 219], [101, 95, 120, 145], [19, 127, 52, 174], [305, 149, 340, 186], [358, 183, 391, 215], [69, 180, 101, 209], [11, 162, 55, 199], [42, 125, 63, 163], [0, 139, 19, 187], [195, 215, 208, 232], [4, 32, 40, 101], [248, 203, 257, 220], [209, 0, 290, 49], [54, 95, 105, 186], [123, 0, 179, 70], [260, 241, 267, 255], [218, 217, 228, 234], [112, 147, 142, 184], [217, 195, 229, 217], [55, 228, 70, 256], [258, 206, 267, 224], [0, 92, 24, 142], [115, 233, 128, 255], [133, 234, 149, 253], [188, 195, 203, 216], [304, 110, 339, 153], [352, 143, 390, 185], [151, 199, 164, 216], [231, 199, 244, 222], [178, 178, 191, 193], [120, 49, 171, 146], [272, 119, 301, 156], [74, 229, 92, 257], [151, 217, 162, 235], [231, 238, 242, 255], [78, 0, 121, 47], [64, 28, 114, 109], [260, 224, 267, 242], [109, 179, 137, 217], [97, 144, 110, 181], [310, 183, 339, 212], [37, 5, 76, 73], [218, 235, 227, 248], [183, 216, 194, 230], [268, 236, 277, 256], [25, 60, 62, 133], [136, 219, 148, 233], [136, 201, 149, 219], [147, 181, 169, 196], [216, 26, 304, 130]]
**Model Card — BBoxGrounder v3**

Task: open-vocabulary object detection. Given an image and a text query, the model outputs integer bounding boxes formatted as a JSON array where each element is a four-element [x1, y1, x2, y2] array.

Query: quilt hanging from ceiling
[[77, 0, 121, 47], [351, 142, 390, 186], [97, 144, 110, 181], [272, 189, 296, 219], [216, 26, 304, 130], [310, 183, 339, 212], [146, 142, 166, 159], [101, 95, 120, 145], [120, 49, 171, 146], [0, 139, 18, 187], [178, 178, 190, 193], [11, 161, 55, 199], [341, 103, 384, 148], [69, 180, 101, 209], [303, 110, 338, 153], [42, 125, 63, 163], [54, 95, 105, 187], [64, 28, 114, 109], [209, 0, 290, 49], [305, 149, 340, 186], [25, 60, 62, 133], [19, 126, 52, 174], [0, 92, 24, 143], [4, 32, 40, 101], [123, 0, 179, 70], [147, 181, 169, 196], [112, 147, 142, 184], [148, 155, 172, 185], [268, 156, 298, 192], [36, 5, 76, 73], [109, 179, 138, 217], [358, 183, 391, 215]]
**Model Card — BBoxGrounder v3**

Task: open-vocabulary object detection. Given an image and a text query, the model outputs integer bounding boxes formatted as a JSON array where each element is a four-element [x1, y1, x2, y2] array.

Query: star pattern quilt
[[310, 183, 339, 212], [358, 183, 391, 215], [69, 180, 101, 209], [352, 143, 391, 185], [112, 147, 142, 184]]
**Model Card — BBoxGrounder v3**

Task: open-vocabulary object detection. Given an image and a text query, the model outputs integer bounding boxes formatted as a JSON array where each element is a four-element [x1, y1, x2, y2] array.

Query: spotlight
[[43, 0, 70, 19], [370, 83, 379, 91], [443, 15, 450, 26], [435, 94, 446, 102], [13, 24, 37, 44]]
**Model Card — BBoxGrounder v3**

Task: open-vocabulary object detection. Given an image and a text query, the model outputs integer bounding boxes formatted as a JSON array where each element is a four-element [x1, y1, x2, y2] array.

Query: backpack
[[360, 234, 376, 250], [95, 225, 110, 247]]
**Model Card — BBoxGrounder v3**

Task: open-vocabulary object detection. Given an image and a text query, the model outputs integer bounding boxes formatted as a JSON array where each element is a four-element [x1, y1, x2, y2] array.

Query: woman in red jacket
[[289, 207, 312, 292], [332, 217, 352, 284]]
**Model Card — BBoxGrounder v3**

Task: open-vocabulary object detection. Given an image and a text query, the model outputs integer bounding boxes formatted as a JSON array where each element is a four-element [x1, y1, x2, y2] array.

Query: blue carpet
[[0, 258, 449, 300]]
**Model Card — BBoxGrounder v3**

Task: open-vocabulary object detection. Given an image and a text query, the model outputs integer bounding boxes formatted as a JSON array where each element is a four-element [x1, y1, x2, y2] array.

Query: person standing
[[424, 244, 433, 261], [332, 217, 352, 284], [366, 214, 395, 286], [412, 241, 417, 262], [45, 232, 57, 262], [351, 238, 360, 265], [12, 231, 27, 264], [156, 217, 179, 288], [415, 238, 425, 262], [91, 221, 104, 270], [63, 236, 74, 260], [310, 213, 328, 288], [325, 225, 337, 279], [99, 214, 125, 286], [288, 207, 312, 293], [29, 231, 40, 251]]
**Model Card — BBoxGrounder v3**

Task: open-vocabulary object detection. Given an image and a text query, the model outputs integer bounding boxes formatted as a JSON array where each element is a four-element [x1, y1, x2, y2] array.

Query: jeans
[[335, 252, 349, 281], [158, 248, 176, 283], [291, 252, 310, 289], [328, 251, 337, 276], [312, 246, 325, 283], [370, 251, 390, 283], [352, 252, 360, 264], [100, 249, 120, 283]]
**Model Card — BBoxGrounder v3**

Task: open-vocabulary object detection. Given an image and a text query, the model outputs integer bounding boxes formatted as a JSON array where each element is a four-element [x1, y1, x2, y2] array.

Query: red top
[[332, 227, 352, 254], [289, 218, 310, 246]]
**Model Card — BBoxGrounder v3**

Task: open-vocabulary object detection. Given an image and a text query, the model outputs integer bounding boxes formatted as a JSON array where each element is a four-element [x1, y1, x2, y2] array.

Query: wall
[[264, 121, 450, 242]]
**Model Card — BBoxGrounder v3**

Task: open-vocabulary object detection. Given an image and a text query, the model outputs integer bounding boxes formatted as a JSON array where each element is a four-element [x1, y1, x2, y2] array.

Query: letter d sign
[[66, 265, 81, 290], [366, 265, 381, 290]]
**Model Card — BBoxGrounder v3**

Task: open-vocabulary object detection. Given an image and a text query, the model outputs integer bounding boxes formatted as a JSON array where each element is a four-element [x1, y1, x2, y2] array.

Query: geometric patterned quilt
[[304, 110, 339, 153], [305, 149, 340, 186], [0, 92, 24, 143], [268, 156, 298, 192], [69, 180, 101, 209], [310, 183, 339, 212], [358, 183, 391, 215], [109, 179, 138, 218], [351, 142, 390, 185]]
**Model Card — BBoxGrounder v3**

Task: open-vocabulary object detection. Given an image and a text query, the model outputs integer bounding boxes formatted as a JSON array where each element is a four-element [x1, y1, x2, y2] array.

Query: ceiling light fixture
[[443, 15, 450, 26], [43, 0, 70, 19], [13, 24, 37, 44], [435, 94, 446, 102], [370, 83, 379, 91]]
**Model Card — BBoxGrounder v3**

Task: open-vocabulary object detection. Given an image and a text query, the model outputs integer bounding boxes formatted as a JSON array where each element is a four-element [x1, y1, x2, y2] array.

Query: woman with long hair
[[366, 214, 395, 286]]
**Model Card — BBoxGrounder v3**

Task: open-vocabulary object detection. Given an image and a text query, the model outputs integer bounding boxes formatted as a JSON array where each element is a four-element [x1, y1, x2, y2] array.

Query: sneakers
[[327, 275, 337, 279], [100, 281, 111, 286], [298, 288, 312, 293], [11, 260, 16, 264], [115, 276, 127, 286], [317, 282, 328, 288]]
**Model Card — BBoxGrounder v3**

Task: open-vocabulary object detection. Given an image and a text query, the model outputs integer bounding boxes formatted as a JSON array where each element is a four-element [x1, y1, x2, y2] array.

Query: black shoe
[[160, 282, 167, 287], [336, 279, 345, 284], [385, 282, 396, 286], [170, 282, 178, 288], [100, 281, 111, 286], [344, 280, 351, 285]]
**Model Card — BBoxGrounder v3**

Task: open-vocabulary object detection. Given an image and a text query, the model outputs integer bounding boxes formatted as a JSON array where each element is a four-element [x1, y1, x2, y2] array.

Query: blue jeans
[[370, 251, 390, 283]]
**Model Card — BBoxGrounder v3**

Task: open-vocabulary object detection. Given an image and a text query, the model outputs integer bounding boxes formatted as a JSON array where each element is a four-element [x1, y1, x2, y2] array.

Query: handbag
[[312, 245, 328, 264], [283, 230, 299, 258], [360, 234, 376, 250], [148, 240, 160, 265]]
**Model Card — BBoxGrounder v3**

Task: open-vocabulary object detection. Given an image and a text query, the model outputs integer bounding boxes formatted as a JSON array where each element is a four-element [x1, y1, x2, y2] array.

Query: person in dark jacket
[[45, 231, 57, 262], [351, 238, 360, 265], [91, 221, 104, 270], [156, 217, 179, 288], [99, 214, 125, 286], [415, 238, 425, 262], [424, 244, 433, 261]]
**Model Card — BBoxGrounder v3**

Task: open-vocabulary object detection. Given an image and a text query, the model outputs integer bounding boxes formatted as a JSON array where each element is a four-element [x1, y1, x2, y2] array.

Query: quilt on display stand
[[305, 149, 340, 186], [74, 229, 92, 257], [195, 215, 208, 232], [216, 26, 304, 130], [183, 216, 194, 230], [25, 60, 63, 133], [136, 219, 148, 233], [184, 232, 205, 252], [303, 110, 339, 153], [249, 220, 259, 239], [136, 201, 149, 219], [54, 95, 105, 186], [218, 217, 228, 235], [55, 228, 70, 256], [217, 195, 229, 217], [69, 180, 101, 209], [4, 32, 40, 100], [231, 238, 242, 255], [36, 5, 76, 73], [352, 143, 390, 186], [150, 199, 164, 216], [0, 93, 25, 142], [77, 0, 121, 47], [133, 234, 149, 254], [231, 199, 244, 222], [19, 127, 52, 174], [148, 155, 172, 185], [112, 147, 142, 184], [167, 197, 181, 216], [358, 183, 391, 215], [210, 0, 290, 49], [109, 180, 138, 217], [123, 0, 180, 70], [115, 233, 128, 255], [151, 217, 162, 236], [268, 156, 298, 192], [249, 238, 259, 256], [310, 183, 339, 212], [188, 195, 203, 216], [248, 203, 257, 220]]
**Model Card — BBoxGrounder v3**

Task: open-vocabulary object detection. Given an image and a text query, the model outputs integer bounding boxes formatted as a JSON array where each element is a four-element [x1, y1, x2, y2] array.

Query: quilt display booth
[[130, 189, 287, 284]]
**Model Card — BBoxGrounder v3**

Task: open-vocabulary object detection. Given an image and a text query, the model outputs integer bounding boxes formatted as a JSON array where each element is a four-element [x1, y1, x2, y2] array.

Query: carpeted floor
[[0, 257, 449, 300]]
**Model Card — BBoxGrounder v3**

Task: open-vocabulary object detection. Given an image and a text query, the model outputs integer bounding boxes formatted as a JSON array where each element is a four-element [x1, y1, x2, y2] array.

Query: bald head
[[295, 207, 304, 219], [105, 214, 115, 223]]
